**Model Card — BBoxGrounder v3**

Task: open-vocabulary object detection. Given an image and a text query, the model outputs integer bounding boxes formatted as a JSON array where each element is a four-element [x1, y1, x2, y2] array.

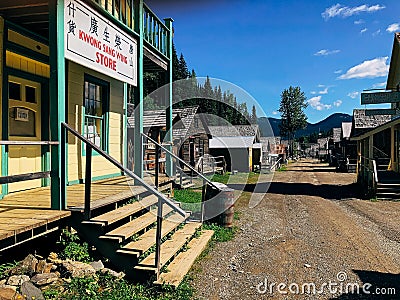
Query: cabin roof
[[208, 125, 260, 139], [353, 109, 391, 129], [209, 136, 255, 149]]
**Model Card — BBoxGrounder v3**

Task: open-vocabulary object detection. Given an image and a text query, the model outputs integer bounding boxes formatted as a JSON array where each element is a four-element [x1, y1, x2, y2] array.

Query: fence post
[[84, 146, 92, 220], [155, 143, 159, 189]]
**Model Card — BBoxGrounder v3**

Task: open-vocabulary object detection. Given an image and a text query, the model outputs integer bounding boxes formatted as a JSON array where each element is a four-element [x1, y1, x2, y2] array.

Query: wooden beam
[[0, 1, 47, 10], [0, 141, 59, 145], [0, 171, 50, 184]]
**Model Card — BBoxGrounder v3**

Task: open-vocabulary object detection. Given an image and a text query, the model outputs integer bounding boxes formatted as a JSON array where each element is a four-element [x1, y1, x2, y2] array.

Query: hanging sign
[[361, 91, 400, 104], [64, 0, 137, 86]]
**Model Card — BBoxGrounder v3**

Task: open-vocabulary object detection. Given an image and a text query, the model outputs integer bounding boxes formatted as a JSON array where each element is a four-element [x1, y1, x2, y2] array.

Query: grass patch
[[43, 271, 194, 300], [210, 172, 260, 185], [202, 223, 237, 243], [173, 189, 202, 212], [276, 164, 287, 172]]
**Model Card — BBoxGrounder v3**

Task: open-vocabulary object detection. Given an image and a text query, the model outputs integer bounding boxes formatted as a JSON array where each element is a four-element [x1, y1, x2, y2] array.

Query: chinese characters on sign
[[361, 91, 400, 104], [65, 0, 137, 86]]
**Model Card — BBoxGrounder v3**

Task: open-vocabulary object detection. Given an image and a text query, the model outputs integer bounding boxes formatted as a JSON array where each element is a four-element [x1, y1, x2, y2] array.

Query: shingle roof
[[208, 125, 260, 138], [353, 109, 391, 129], [172, 106, 200, 140], [333, 128, 341, 142], [127, 110, 166, 128]]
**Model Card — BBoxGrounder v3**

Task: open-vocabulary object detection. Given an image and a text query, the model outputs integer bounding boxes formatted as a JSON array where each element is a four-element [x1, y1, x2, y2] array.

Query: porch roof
[[351, 116, 400, 141], [209, 136, 255, 149]]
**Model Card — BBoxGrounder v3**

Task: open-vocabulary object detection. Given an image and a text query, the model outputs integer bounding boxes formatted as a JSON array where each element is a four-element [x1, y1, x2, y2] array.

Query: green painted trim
[[67, 172, 121, 186], [41, 82, 50, 187], [49, 0, 66, 210], [1, 26, 8, 196], [164, 18, 173, 177], [123, 82, 128, 168], [133, 0, 144, 179]]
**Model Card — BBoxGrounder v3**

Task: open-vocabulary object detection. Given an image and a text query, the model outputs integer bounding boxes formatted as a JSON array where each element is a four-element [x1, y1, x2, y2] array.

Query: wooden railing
[[143, 3, 170, 57], [142, 133, 222, 222], [61, 123, 185, 277], [197, 155, 227, 175], [0, 141, 59, 185]]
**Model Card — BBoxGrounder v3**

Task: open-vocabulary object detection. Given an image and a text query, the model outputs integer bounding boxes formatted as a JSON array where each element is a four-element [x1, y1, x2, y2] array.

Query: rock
[[89, 260, 104, 272], [30, 273, 59, 286], [10, 254, 38, 276], [61, 260, 96, 278], [0, 286, 16, 292], [20, 281, 44, 300], [0, 287, 23, 300], [304, 263, 311, 268], [100, 268, 125, 279], [47, 252, 62, 264], [6, 275, 29, 286], [36, 260, 52, 273]]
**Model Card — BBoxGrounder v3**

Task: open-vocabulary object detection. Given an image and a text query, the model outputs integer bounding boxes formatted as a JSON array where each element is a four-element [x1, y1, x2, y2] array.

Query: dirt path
[[191, 159, 400, 299]]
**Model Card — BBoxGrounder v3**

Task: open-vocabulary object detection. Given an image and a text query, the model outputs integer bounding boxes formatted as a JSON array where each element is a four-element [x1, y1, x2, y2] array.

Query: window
[[9, 82, 21, 100], [25, 86, 36, 103], [83, 76, 109, 150]]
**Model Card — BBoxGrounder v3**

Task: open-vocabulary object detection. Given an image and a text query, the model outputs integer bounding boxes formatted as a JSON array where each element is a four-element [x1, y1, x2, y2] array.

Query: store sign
[[364, 109, 398, 116], [15, 108, 29, 122], [361, 91, 400, 104], [64, 0, 137, 86]]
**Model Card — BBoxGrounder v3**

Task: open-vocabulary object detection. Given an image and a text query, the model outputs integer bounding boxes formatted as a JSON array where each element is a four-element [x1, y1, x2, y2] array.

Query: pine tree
[[278, 86, 308, 156], [178, 53, 189, 79], [172, 42, 180, 81]]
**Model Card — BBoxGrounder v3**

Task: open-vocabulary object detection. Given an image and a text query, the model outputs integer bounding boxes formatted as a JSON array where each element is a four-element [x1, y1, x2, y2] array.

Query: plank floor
[[0, 174, 171, 244]]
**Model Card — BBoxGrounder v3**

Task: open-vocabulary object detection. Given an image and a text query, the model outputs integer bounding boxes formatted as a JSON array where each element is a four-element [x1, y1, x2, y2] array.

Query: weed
[[202, 223, 237, 242], [0, 261, 18, 280], [58, 229, 92, 263]]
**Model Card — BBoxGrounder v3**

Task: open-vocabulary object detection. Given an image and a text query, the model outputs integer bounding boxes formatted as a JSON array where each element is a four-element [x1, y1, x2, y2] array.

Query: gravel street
[[191, 159, 400, 299]]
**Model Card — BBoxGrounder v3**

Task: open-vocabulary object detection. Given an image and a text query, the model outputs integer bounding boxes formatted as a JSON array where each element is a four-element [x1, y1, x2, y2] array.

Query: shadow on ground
[[228, 182, 361, 200], [330, 270, 399, 299]]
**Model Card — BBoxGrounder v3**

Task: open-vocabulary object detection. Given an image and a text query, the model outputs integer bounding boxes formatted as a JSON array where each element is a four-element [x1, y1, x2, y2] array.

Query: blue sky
[[147, 0, 399, 123]]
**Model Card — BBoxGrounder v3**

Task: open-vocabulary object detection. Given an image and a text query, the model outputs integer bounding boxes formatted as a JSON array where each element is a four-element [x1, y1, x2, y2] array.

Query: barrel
[[204, 182, 235, 228]]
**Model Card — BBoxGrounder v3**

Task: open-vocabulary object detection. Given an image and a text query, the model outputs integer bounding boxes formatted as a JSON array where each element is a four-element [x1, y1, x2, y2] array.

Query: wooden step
[[155, 230, 214, 287], [135, 222, 201, 272], [83, 195, 158, 226], [117, 213, 190, 257], [99, 204, 175, 242]]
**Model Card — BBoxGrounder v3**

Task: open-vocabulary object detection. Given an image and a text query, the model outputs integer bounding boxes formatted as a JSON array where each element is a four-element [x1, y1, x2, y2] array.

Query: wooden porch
[[0, 174, 171, 251]]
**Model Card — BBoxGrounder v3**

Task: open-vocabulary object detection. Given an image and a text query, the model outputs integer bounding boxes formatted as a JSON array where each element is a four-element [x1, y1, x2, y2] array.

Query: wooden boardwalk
[[0, 174, 171, 249]]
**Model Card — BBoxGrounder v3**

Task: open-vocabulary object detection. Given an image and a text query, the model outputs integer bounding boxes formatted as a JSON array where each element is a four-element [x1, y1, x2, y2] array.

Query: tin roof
[[209, 136, 255, 149]]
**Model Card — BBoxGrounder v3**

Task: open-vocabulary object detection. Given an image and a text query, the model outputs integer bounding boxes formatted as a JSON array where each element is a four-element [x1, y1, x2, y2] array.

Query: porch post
[[133, 0, 144, 179], [164, 18, 174, 177], [49, 0, 66, 210], [391, 127, 395, 171]]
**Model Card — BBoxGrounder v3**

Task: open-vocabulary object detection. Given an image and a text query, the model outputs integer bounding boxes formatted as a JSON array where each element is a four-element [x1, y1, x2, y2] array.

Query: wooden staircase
[[62, 123, 215, 287], [71, 191, 213, 286], [376, 170, 400, 201]]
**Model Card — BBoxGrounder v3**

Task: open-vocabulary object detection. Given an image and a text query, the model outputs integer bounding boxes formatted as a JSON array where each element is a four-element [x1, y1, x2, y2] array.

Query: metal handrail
[[270, 157, 282, 171], [372, 159, 378, 185], [373, 146, 389, 158], [0, 141, 59, 145], [142, 133, 221, 191], [61, 122, 185, 217]]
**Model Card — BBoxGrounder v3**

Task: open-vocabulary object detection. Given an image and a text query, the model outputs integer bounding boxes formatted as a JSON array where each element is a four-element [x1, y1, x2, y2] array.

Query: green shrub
[[58, 229, 92, 263]]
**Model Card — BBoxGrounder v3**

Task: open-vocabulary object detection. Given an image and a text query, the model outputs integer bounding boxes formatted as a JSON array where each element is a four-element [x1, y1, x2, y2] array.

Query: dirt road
[[191, 159, 400, 299]]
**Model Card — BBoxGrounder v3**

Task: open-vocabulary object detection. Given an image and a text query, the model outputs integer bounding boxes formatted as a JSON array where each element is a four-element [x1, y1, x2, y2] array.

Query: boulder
[[89, 260, 104, 272], [6, 275, 29, 286], [30, 273, 59, 286], [20, 281, 44, 300], [10, 254, 38, 275], [100, 268, 125, 279], [61, 260, 96, 278], [35, 260, 53, 274]]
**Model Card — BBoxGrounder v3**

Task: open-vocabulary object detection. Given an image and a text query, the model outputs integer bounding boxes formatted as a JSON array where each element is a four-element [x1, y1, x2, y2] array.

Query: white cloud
[[386, 23, 400, 33], [372, 29, 381, 36], [338, 56, 389, 79], [308, 96, 332, 111], [360, 28, 368, 34], [372, 82, 386, 88], [310, 91, 317, 95], [319, 87, 329, 94], [333, 100, 343, 107], [334, 69, 343, 74], [347, 91, 359, 99], [322, 4, 385, 20], [272, 111, 279, 115], [314, 49, 341, 56], [354, 19, 365, 25], [318, 84, 325, 88]]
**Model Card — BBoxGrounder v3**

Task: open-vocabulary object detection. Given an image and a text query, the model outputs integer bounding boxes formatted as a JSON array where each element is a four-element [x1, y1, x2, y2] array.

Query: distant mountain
[[258, 113, 352, 137]]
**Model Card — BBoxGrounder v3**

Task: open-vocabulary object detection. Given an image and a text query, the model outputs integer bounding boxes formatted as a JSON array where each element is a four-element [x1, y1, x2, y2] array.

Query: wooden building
[[0, 0, 214, 286]]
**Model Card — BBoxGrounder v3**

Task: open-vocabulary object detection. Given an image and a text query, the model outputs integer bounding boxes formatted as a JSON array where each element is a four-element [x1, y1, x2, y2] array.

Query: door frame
[[1, 67, 49, 197]]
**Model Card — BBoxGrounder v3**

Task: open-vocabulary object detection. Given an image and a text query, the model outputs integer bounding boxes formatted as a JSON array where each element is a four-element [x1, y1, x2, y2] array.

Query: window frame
[[82, 74, 110, 155]]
